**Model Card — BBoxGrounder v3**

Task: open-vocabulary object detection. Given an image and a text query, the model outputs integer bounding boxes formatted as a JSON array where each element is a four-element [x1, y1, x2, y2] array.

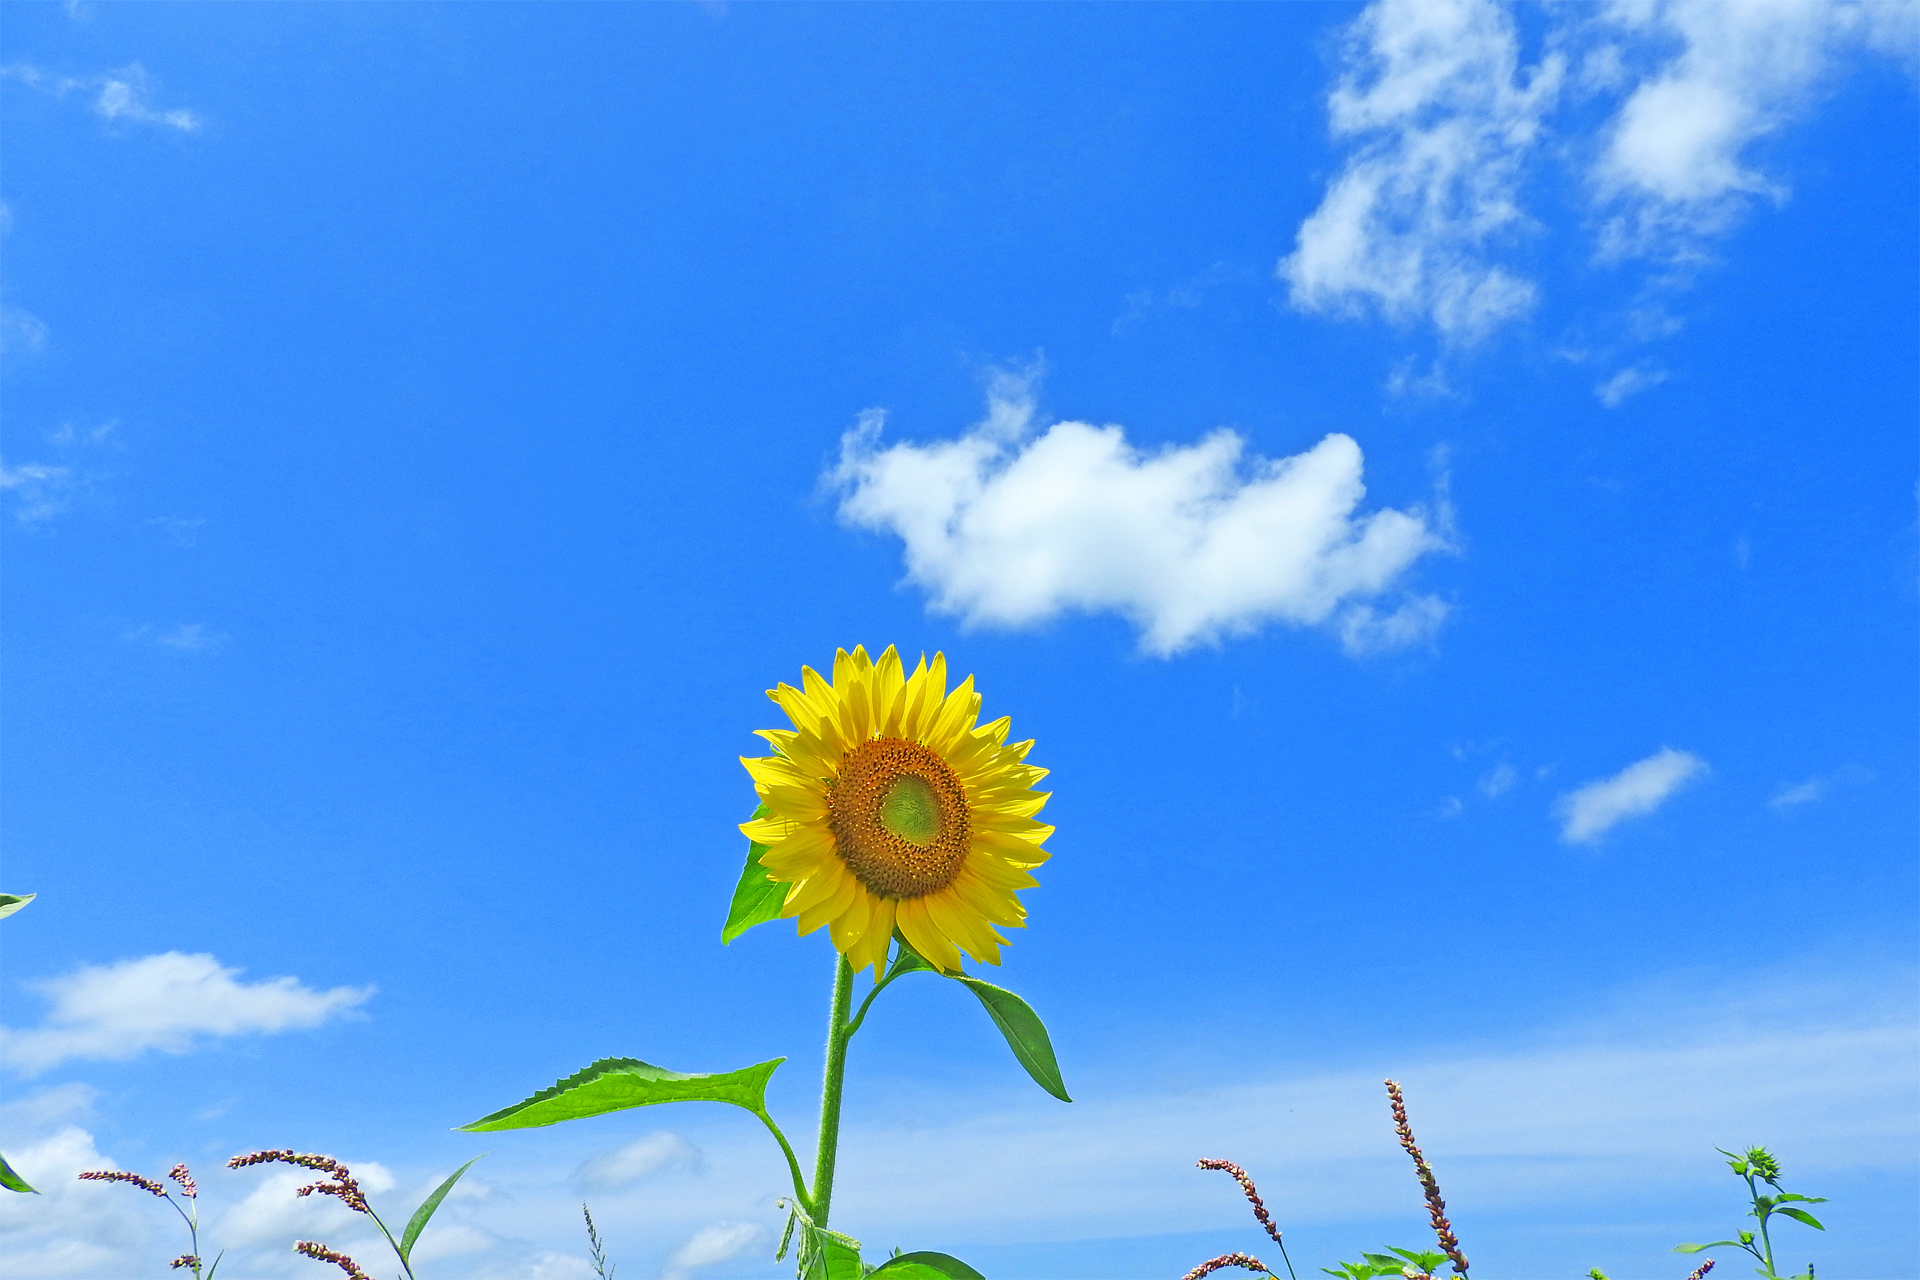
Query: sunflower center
[[828, 737, 970, 898], [879, 774, 940, 846]]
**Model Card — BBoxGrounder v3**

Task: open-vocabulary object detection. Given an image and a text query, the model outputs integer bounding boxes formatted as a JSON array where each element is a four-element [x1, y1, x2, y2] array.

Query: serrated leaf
[[1772, 1207, 1825, 1230], [724, 805, 789, 944], [952, 976, 1070, 1102], [400, 1154, 485, 1262], [461, 1057, 784, 1131], [0, 893, 34, 921], [867, 1252, 986, 1280], [0, 1150, 38, 1193]]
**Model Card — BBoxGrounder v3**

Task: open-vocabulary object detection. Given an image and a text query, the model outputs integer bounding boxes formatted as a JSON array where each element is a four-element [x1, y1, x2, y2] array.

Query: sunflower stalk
[[810, 953, 857, 1227]]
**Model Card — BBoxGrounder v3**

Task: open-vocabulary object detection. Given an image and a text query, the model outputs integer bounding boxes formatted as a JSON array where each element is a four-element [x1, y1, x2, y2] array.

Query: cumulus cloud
[[1556, 746, 1708, 843], [1286, 0, 1914, 345], [0, 951, 373, 1075], [1, 62, 200, 131], [831, 371, 1452, 657], [573, 1132, 700, 1190], [1280, 0, 1561, 344], [662, 1222, 766, 1280]]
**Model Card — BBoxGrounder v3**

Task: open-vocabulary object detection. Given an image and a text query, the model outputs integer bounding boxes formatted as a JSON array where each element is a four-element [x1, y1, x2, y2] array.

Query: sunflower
[[738, 645, 1052, 977]]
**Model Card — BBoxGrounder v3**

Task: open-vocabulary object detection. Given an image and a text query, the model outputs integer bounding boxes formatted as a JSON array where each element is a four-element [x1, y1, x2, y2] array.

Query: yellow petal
[[829, 883, 876, 954], [740, 816, 798, 844], [781, 861, 847, 917], [758, 824, 836, 877], [796, 868, 859, 935], [896, 897, 964, 972]]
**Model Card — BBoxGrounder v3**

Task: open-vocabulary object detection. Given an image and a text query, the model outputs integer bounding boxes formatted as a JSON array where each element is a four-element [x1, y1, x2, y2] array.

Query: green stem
[[367, 1207, 413, 1280], [810, 952, 856, 1227], [753, 1107, 813, 1212]]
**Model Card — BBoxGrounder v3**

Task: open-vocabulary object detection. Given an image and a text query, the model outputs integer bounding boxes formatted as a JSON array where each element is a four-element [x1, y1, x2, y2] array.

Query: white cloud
[[1594, 364, 1668, 406], [1, 62, 200, 131], [1287, 0, 1914, 342], [0, 951, 373, 1075], [154, 622, 228, 652], [1770, 778, 1826, 809], [0, 461, 73, 525], [4, 961, 1907, 1280], [831, 371, 1452, 657], [1588, 0, 1914, 258], [1280, 0, 1562, 344], [662, 1222, 765, 1280], [0, 305, 50, 355], [1478, 762, 1516, 797], [573, 1132, 701, 1191], [1555, 746, 1708, 843], [0, 1124, 162, 1276]]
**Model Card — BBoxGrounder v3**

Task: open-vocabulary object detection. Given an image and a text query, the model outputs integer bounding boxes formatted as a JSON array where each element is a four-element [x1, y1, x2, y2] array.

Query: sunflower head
[[739, 645, 1052, 976]]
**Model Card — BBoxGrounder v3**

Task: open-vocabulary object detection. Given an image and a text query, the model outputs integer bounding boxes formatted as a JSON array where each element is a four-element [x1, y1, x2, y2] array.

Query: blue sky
[[1, 2, 1915, 1278]]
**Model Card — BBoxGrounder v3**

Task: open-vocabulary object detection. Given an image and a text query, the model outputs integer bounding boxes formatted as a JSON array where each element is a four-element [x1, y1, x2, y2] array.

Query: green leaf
[[1387, 1247, 1447, 1272], [952, 975, 1070, 1102], [723, 805, 788, 944], [1774, 1194, 1828, 1205], [204, 1249, 225, 1280], [886, 939, 941, 978], [0, 893, 34, 921], [400, 1154, 486, 1262], [0, 1150, 38, 1194], [814, 1234, 864, 1280], [867, 1252, 986, 1280], [460, 1057, 785, 1131], [1675, 1242, 1742, 1253], [1772, 1207, 1825, 1230]]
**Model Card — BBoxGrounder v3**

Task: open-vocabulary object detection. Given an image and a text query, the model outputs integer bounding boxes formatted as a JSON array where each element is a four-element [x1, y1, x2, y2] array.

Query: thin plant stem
[[810, 952, 856, 1227], [752, 1106, 813, 1211]]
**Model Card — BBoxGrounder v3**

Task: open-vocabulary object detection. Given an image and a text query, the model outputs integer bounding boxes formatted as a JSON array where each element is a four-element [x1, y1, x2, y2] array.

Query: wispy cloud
[[662, 1223, 765, 1280], [573, 1132, 701, 1191], [5, 959, 1906, 1278], [1, 62, 200, 131], [1595, 364, 1668, 407], [1280, 0, 1560, 345], [1769, 764, 1875, 812], [0, 461, 74, 525], [1286, 0, 1913, 354], [1555, 746, 1708, 843], [1770, 778, 1826, 809], [1587, 0, 1915, 260], [831, 369, 1452, 657], [0, 952, 373, 1075], [1, 420, 118, 527], [0, 305, 50, 355]]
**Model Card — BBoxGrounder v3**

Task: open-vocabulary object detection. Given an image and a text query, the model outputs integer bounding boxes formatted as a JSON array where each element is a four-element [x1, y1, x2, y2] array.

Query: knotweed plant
[[226, 1149, 482, 1280], [1185, 1081, 1465, 1280], [463, 646, 1067, 1280], [74, 1163, 220, 1278]]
